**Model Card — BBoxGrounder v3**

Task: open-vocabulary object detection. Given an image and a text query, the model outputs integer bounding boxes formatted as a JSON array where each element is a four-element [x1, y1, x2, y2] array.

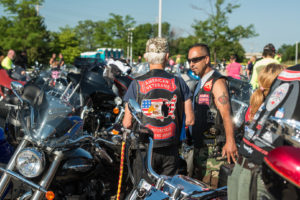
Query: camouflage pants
[[193, 145, 225, 188]]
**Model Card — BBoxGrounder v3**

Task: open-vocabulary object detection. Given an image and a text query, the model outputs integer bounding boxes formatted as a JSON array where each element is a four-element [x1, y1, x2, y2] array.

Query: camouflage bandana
[[146, 37, 169, 53]]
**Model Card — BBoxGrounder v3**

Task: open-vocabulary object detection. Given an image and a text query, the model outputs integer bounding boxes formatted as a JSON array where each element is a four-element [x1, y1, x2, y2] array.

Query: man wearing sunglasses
[[188, 43, 237, 188]]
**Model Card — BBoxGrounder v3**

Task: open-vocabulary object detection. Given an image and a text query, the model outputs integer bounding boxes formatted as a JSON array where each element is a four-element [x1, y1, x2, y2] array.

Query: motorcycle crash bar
[[0, 167, 50, 194]]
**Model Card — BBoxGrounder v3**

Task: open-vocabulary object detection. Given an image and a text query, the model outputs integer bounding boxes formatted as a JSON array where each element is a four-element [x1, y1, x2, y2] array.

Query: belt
[[237, 156, 258, 170]]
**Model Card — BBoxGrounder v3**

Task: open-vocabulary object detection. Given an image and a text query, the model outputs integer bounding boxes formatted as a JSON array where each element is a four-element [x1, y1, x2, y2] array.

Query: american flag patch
[[141, 95, 177, 121]]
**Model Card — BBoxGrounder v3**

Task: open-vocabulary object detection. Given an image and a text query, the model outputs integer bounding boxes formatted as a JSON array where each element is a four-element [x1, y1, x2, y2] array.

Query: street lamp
[[127, 28, 134, 66], [158, 0, 162, 37], [296, 41, 298, 65]]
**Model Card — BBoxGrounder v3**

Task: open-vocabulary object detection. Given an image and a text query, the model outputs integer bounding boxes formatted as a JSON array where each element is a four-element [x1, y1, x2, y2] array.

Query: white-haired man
[[123, 37, 194, 184]]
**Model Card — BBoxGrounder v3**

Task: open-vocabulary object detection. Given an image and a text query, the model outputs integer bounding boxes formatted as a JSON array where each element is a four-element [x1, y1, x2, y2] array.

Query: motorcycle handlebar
[[51, 135, 95, 148]]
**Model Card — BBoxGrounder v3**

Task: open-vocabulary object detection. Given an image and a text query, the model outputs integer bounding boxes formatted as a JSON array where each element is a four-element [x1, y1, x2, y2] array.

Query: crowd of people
[[122, 37, 296, 200], [0, 37, 298, 199], [49, 53, 65, 69]]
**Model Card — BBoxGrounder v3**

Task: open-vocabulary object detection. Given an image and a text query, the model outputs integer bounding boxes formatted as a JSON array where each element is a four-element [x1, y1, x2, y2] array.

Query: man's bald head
[[7, 50, 15, 60]]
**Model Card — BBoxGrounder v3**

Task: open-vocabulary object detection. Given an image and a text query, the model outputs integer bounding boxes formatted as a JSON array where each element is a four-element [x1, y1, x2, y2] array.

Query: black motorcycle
[[0, 81, 117, 200], [68, 59, 129, 135]]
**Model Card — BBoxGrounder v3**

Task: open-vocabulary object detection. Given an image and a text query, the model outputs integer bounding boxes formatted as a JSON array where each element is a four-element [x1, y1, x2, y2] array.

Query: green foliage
[[278, 43, 300, 62], [132, 23, 154, 57], [93, 13, 136, 51], [169, 36, 198, 58], [192, 0, 257, 64], [75, 20, 98, 51], [132, 22, 171, 58], [0, 0, 297, 66], [0, 0, 50, 64], [56, 27, 81, 63]]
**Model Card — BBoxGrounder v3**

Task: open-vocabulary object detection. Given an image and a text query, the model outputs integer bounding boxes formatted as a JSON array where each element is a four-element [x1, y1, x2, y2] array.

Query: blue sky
[[1, 0, 299, 53]]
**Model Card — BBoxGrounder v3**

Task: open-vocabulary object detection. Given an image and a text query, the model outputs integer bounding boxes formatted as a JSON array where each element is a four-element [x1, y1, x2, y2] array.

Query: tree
[[169, 36, 198, 58], [94, 13, 135, 53], [74, 20, 98, 51], [278, 43, 300, 62], [0, 0, 50, 64], [56, 26, 81, 64], [192, 0, 257, 64], [132, 23, 154, 58], [132, 22, 173, 59]]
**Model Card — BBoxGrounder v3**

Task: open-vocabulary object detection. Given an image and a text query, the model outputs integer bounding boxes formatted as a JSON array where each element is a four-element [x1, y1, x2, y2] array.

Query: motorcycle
[[68, 58, 129, 135], [123, 99, 227, 200], [245, 116, 300, 200], [131, 62, 150, 78], [0, 68, 26, 125], [0, 81, 117, 200]]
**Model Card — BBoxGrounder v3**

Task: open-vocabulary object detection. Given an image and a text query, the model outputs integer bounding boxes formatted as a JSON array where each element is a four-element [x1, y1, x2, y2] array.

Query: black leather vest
[[192, 71, 226, 147], [135, 69, 183, 148]]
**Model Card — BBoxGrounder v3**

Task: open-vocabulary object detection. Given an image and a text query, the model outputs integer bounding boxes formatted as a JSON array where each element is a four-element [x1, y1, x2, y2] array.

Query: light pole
[[158, 0, 162, 37], [128, 28, 134, 66], [127, 31, 130, 60], [296, 41, 298, 65]]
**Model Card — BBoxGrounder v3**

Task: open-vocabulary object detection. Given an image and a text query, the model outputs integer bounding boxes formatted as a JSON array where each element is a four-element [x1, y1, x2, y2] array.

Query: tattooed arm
[[212, 78, 238, 163]]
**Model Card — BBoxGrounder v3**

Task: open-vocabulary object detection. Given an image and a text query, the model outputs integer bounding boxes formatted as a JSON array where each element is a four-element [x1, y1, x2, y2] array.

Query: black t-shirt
[[247, 62, 254, 74]]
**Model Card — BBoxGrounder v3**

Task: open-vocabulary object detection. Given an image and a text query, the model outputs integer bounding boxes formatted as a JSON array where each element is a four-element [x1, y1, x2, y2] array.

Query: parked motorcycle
[[0, 81, 117, 200], [0, 68, 26, 124], [68, 59, 128, 135], [122, 99, 227, 200]]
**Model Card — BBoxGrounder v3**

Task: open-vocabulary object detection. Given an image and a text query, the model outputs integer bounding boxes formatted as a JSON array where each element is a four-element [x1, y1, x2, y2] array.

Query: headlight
[[114, 97, 122, 106], [16, 148, 45, 178]]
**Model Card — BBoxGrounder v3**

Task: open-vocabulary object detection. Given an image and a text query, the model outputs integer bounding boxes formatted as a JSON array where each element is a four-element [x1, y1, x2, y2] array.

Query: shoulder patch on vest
[[203, 79, 213, 92], [141, 95, 177, 121], [266, 83, 289, 111]]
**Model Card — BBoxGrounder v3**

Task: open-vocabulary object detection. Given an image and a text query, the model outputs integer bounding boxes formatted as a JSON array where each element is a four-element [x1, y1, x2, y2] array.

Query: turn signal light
[[45, 191, 55, 200], [112, 129, 119, 135], [113, 107, 120, 114]]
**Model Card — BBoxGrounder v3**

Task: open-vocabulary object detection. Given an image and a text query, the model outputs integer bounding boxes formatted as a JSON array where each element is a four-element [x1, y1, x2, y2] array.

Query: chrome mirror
[[11, 81, 24, 104], [11, 81, 24, 94], [128, 99, 142, 115], [128, 99, 142, 125]]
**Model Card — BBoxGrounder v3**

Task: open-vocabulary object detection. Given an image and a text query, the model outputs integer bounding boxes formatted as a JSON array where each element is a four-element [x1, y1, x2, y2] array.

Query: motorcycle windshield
[[27, 88, 82, 147], [131, 62, 149, 77]]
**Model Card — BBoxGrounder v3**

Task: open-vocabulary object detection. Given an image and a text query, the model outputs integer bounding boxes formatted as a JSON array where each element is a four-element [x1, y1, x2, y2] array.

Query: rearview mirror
[[128, 99, 142, 115], [128, 99, 142, 125], [11, 81, 24, 104]]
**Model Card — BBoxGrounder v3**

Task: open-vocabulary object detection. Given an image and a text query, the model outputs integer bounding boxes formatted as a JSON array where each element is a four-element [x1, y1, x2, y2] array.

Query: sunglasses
[[187, 55, 207, 63]]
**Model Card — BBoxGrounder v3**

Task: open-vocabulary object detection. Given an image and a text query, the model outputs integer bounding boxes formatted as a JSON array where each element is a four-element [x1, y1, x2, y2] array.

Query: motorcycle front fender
[[60, 148, 94, 175]]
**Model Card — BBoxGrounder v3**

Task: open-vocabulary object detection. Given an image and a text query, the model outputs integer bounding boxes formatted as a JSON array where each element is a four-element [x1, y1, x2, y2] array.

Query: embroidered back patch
[[141, 95, 177, 121]]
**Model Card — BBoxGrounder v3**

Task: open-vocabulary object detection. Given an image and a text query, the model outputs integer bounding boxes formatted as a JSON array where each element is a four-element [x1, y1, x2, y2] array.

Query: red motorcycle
[[263, 145, 300, 200], [261, 117, 300, 200]]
